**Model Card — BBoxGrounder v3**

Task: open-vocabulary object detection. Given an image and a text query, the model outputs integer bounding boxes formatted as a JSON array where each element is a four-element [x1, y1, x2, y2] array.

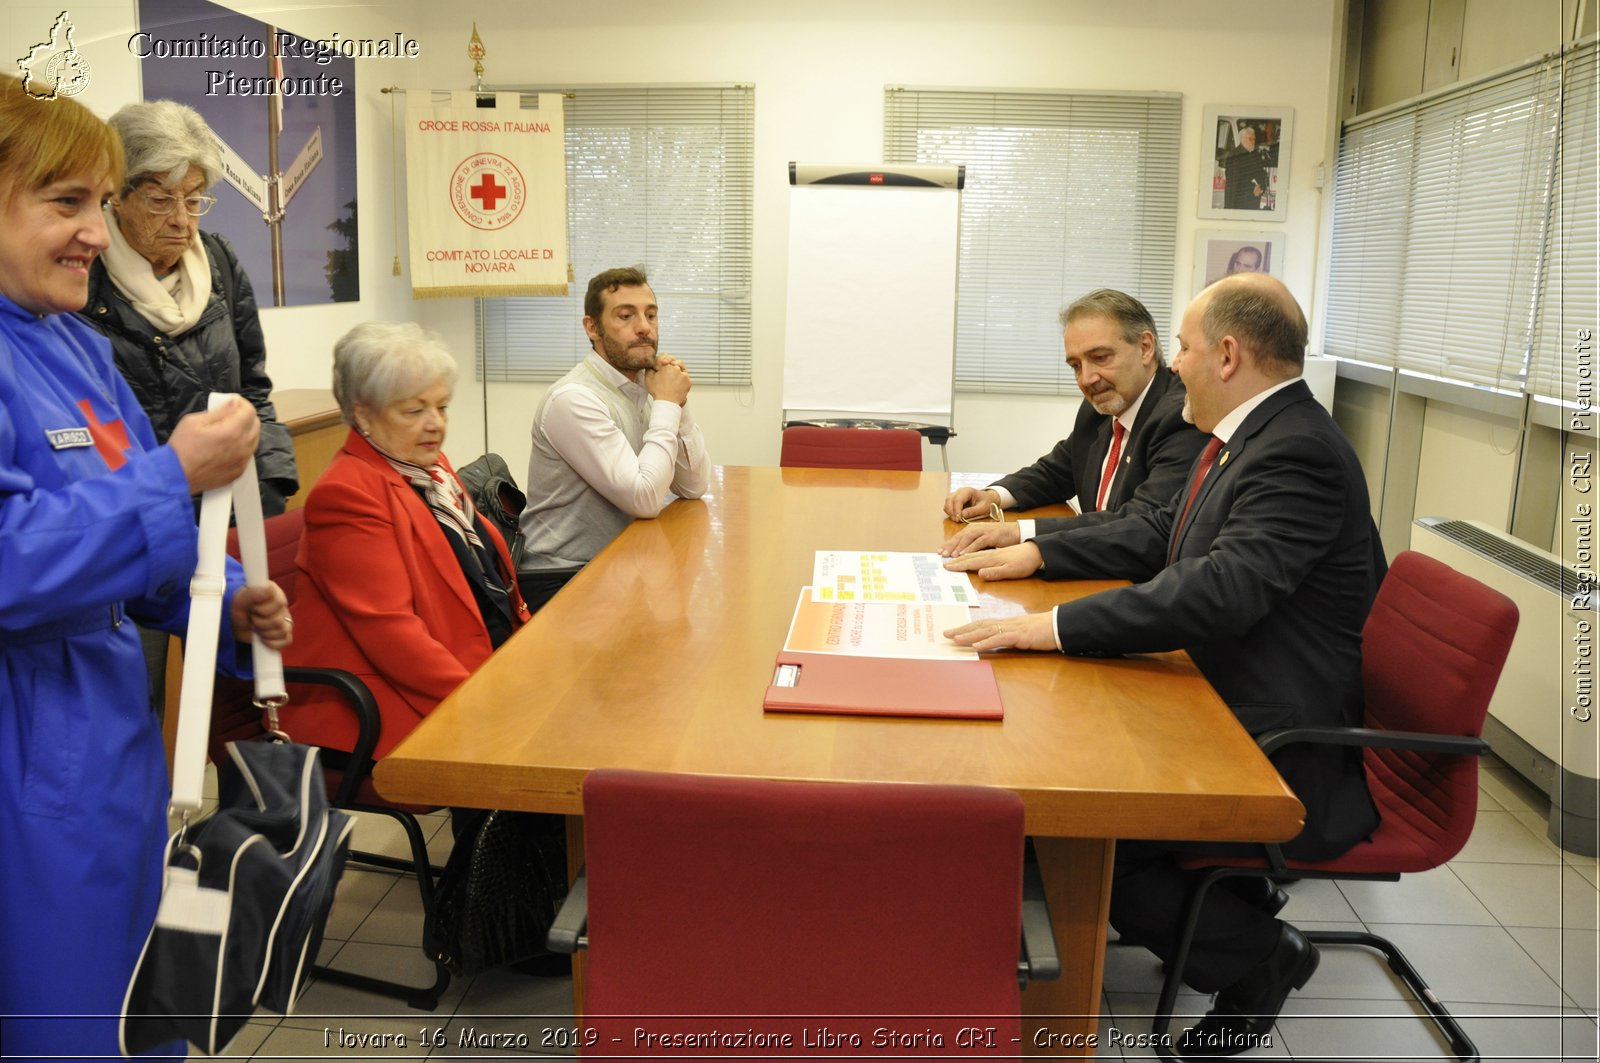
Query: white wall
[[4, 0, 1339, 481], [397, 0, 1343, 478], [8, 0, 1584, 543], [2, 0, 425, 440]]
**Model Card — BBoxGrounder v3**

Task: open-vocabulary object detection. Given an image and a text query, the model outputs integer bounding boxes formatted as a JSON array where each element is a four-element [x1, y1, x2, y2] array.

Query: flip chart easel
[[782, 162, 964, 468]]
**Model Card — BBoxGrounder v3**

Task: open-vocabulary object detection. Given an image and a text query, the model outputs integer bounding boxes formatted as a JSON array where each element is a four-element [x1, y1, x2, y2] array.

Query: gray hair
[[108, 100, 222, 191], [332, 322, 459, 426], [1060, 288, 1164, 365]]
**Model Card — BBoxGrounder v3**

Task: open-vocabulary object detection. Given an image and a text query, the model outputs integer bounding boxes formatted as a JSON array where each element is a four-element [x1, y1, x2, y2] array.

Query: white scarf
[[100, 204, 213, 336]]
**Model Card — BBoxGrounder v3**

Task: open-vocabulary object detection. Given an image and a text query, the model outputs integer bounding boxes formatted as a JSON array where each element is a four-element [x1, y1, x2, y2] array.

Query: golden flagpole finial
[[467, 23, 486, 91]]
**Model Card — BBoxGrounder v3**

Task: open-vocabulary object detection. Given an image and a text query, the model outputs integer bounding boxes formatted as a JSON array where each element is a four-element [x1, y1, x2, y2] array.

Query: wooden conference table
[[374, 464, 1303, 1056]]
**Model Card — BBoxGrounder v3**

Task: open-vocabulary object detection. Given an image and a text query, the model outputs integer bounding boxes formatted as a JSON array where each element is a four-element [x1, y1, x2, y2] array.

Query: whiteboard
[[782, 184, 960, 421]]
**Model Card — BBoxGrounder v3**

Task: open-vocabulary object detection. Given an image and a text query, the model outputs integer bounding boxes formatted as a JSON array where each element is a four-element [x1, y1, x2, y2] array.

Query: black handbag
[[120, 409, 353, 1056], [120, 743, 354, 1055], [431, 809, 568, 977]]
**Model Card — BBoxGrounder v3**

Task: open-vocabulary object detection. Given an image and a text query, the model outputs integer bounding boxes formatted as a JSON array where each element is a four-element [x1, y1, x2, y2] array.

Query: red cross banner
[[405, 90, 567, 298]]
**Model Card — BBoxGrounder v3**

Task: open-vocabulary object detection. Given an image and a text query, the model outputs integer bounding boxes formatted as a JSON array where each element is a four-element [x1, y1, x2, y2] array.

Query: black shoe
[[1176, 923, 1319, 1057], [1223, 876, 1290, 917]]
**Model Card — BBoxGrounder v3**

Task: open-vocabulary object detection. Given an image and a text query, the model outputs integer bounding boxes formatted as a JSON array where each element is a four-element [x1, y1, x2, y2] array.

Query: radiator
[[1411, 517, 1597, 855]]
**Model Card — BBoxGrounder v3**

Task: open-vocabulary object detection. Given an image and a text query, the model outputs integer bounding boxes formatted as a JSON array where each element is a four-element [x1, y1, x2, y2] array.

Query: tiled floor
[[208, 758, 1599, 1061]]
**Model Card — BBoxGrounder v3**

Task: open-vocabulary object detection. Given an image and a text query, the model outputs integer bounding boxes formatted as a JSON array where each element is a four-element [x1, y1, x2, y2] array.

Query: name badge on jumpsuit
[[45, 428, 93, 450]]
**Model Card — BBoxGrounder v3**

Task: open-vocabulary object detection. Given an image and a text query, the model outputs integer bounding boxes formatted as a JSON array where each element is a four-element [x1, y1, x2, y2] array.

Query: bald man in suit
[[946, 273, 1383, 1056]]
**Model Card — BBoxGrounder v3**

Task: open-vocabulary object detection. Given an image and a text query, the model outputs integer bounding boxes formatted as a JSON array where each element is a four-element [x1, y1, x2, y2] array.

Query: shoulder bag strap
[[169, 393, 287, 819], [202, 230, 237, 319]]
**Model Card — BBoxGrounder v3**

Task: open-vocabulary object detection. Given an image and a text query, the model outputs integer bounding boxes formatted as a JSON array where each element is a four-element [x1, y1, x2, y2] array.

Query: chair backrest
[[780, 426, 923, 470], [225, 506, 309, 604], [1361, 550, 1519, 865], [581, 769, 1025, 1046]]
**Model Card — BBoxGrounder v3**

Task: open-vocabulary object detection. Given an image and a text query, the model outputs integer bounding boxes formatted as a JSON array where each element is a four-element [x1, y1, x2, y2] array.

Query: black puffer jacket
[[79, 230, 298, 511]]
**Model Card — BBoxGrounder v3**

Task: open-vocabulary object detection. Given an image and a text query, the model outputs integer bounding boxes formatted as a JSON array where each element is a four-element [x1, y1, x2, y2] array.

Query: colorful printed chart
[[811, 550, 977, 605]]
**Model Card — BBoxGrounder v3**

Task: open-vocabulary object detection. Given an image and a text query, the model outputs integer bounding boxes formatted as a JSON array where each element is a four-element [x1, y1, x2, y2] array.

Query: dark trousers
[[517, 569, 579, 615], [1109, 839, 1283, 993]]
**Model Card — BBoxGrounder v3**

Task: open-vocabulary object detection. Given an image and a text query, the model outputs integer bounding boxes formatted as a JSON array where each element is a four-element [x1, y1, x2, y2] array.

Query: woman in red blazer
[[279, 322, 529, 759]]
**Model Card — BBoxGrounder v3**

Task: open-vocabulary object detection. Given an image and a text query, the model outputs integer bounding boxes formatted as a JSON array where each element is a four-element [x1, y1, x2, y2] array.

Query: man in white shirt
[[516, 266, 709, 612]]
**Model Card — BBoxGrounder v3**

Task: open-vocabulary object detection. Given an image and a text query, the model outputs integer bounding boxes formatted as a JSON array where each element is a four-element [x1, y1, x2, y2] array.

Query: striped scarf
[[377, 448, 484, 552]]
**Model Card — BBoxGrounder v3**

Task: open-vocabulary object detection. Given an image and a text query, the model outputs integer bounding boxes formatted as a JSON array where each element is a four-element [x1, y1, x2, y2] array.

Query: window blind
[[884, 88, 1181, 396], [1324, 50, 1576, 397], [1529, 43, 1598, 406], [478, 85, 754, 385]]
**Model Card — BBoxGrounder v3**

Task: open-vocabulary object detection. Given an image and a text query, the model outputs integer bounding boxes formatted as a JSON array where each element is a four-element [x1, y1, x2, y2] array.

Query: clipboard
[[763, 651, 1003, 720]]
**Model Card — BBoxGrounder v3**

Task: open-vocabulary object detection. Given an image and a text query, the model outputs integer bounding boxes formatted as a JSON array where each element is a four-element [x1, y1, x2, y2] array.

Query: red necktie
[[1170, 436, 1224, 562], [1095, 421, 1125, 512]]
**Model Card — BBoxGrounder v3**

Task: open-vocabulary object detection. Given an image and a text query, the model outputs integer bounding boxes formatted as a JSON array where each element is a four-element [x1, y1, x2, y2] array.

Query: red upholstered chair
[[1150, 551, 1520, 1062], [215, 508, 450, 1010], [780, 425, 923, 470], [548, 770, 1058, 1054]]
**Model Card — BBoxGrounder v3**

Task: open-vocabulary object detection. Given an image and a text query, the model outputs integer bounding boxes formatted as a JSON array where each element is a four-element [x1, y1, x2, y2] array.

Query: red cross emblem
[[450, 154, 526, 230], [77, 399, 131, 471], [470, 173, 507, 212]]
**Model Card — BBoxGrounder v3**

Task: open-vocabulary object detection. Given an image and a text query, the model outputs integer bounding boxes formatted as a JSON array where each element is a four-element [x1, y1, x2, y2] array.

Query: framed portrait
[[1191, 230, 1285, 296], [1200, 105, 1293, 220]]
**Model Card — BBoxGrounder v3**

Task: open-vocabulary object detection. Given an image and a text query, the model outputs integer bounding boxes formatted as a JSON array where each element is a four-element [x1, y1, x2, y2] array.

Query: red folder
[[762, 651, 1003, 720]]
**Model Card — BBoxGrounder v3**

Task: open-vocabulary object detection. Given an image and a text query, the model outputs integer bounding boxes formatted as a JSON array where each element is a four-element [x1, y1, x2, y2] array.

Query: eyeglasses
[[134, 187, 218, 217]]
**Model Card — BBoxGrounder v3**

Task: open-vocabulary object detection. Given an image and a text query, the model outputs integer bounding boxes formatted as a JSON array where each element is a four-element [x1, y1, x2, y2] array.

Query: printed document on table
[[782, 586, 979, 661], [811, 550, 978, 605]]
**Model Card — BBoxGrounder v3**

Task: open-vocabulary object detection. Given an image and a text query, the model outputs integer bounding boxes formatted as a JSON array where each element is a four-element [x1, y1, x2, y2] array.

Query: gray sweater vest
[[518, 359, 647, 573]]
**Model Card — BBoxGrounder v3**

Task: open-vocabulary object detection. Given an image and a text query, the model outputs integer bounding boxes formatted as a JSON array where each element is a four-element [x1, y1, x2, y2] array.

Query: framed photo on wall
[[1200, 105, 1293, 220], [1191, 230, 1285, 296]]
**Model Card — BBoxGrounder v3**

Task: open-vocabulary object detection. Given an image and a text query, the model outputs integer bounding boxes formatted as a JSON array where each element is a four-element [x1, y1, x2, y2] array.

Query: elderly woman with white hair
[[78, 98, 297, 513], [276, 322, 529, 761]]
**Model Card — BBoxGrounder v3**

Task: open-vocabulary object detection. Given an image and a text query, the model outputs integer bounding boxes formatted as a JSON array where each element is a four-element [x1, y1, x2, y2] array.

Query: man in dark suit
[[946, 273, 1383, 1056], [940, 289, 1207, 557], [1222, 123, 1276, 211]]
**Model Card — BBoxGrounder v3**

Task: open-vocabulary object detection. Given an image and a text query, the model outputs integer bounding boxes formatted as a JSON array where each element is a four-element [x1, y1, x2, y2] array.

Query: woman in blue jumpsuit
[[0, 74, 292, 1059]]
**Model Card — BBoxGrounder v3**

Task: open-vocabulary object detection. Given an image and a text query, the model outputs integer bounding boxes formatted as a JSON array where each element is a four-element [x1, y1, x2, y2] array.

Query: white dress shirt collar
[[1212, 376, 1301, 444]]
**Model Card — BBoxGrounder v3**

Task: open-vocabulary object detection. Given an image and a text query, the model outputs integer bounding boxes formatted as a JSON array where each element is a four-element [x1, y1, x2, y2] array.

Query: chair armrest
[[1018, 840, 1060, 984], [546, 868, 589, 954], [283, 666, 382, 807], [1257, 726, 1491, 759]]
